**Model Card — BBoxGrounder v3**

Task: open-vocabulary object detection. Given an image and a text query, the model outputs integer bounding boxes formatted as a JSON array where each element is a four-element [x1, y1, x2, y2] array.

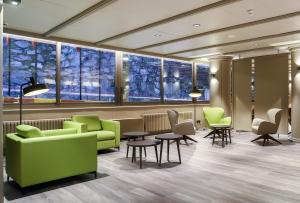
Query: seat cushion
[[95, 131, 115, 141], [16, 124, 43, 138], [72, 115, 102, 131]]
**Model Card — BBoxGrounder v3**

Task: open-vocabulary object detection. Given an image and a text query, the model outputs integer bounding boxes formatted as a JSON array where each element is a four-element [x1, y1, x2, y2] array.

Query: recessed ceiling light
[[247, 9, 254, 15], [4, 0, 21, 6], [228, 34, 235, 39], [154, 33, 162, 37], [193, 24, 201, 27]]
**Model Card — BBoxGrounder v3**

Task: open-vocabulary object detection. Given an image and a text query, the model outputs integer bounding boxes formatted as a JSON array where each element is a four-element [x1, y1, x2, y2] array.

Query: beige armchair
[[251, 108, 282, 145], [167, 109, 197, 144]]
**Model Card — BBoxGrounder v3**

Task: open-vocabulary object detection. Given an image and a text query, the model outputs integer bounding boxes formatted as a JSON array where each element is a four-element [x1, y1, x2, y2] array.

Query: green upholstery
[[72, 115, 102, 131], [64, 115, 120, 151], [16, 125, 43, 138], [203, 107, 232, 128], [6, 129, 97, 188], [42, 128, 77, 136], [96, 131, 115, 141]]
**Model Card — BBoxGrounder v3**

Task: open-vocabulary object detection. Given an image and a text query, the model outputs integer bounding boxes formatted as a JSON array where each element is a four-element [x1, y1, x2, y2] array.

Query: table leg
[[225, 129, 228, 144], [154, 145, 158, 163], [176, 140, 181, 164], [126, 138, 130, 158], [212, 130, 216, 145], [139, 146, 142, 169], [167, 140, 170, 162], [222, 130, 225, 147], [229, 129, 232, 143], [131, 146, 135, 163], [142, 136, 147, 157], [159, 140, 164, 166]]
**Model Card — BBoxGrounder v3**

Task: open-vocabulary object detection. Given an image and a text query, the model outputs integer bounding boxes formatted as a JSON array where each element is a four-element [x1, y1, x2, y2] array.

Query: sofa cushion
[[72, 115, 102, 131], [95, 131, 115, 141], [16, 125, 43, 138]]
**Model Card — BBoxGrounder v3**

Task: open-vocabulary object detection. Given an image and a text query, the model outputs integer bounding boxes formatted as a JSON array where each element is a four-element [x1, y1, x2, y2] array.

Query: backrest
[[203, 107, 225, 126], [267, 108, 282, 130], [72, 115, 102, 131], [167, 109, 179, 131]]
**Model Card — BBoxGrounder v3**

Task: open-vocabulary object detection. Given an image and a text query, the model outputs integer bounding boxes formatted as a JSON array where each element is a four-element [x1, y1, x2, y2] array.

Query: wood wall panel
[[233, 58, 252, 131], [255, 53, 289, 133]]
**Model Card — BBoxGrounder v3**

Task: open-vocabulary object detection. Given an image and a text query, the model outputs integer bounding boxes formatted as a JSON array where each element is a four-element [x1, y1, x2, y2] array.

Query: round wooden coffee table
[[123, 131, 149, 158], [210, 124, 231, 147], [127, 140, 160, 169], [155, 134, 183, 166]]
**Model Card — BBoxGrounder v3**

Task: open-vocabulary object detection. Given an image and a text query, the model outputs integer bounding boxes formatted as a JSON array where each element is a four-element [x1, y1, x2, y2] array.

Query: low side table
[[155, 134, 183, 166], [123, 132, 149, 158], [210, 124, 231, 147], [127, 140, 160, 169]]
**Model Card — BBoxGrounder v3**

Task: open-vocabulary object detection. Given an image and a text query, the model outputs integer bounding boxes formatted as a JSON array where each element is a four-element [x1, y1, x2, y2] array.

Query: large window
[[196, 63, 210, 101], [122, 54, 161, 102], [60, 44, 116, 102], [2, 34, 210, 105], [3, 35, 56, 103], [163, 60, 193, 102]]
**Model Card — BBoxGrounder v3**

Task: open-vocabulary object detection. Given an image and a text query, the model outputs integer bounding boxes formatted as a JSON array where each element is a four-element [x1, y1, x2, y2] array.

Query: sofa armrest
[[63, 121, 88, 133], [101, 120, 120, 146], [220, 117, 232, 125]]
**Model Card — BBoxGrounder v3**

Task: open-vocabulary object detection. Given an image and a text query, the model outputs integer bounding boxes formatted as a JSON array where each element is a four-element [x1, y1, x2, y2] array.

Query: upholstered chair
[[203, 107, 231, 138], [167, 109, 197, 144], [251, 108, 282, 145]]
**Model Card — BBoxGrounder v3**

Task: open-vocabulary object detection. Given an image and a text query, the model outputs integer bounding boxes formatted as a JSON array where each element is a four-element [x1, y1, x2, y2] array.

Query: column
[[209, 56, 233, 116], [291, 48, 300, 141]]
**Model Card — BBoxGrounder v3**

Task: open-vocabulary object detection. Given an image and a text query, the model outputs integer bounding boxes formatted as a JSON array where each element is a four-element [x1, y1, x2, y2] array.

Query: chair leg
[[184, 135, 198, 143], [263, 138, 266, 146], [154, 145, 158, 163], [251, 135, 265, 142], [204, 130, 215, 138], [266, 134, 282, 144]]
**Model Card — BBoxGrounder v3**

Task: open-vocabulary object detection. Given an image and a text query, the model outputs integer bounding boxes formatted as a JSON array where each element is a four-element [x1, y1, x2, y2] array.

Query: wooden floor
[[4, 131, 300, 203]]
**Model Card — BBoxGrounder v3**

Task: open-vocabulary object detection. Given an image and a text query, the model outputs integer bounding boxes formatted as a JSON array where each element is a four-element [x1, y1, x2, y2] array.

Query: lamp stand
[[19, 82, 30, 124]]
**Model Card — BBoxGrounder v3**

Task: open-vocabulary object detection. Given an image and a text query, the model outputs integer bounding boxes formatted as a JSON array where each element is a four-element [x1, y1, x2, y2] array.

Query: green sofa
[[63, 115, 120, 151], [6, 125, 97, 188], [203, 107, 232, 138]]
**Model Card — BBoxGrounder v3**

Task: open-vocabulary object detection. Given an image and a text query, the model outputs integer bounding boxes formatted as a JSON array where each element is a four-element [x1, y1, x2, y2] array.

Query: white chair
[[251, 108, 282, 145], [167, 109, 197, 144]]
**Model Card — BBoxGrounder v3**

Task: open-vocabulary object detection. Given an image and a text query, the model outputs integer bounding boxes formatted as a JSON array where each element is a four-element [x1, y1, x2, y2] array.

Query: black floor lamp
[[19, 77, 49, 124], [189, 87, 202, 129]]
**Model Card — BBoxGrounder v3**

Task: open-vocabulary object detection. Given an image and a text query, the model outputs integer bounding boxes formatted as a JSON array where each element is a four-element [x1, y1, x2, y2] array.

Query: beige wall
[[209, 56, 232, 117], [3, 104, 209, 128], [291, 48, 300, 141], [254, 53, 289, 134], [232, 58, 252, 131]]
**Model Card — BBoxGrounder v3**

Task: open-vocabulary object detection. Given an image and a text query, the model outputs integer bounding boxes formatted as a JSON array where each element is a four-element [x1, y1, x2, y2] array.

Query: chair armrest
[[220, 117, 231, 125], [63, 121, 87, 133], [101, 120, 120, 146], [174, 121, 196, 135]]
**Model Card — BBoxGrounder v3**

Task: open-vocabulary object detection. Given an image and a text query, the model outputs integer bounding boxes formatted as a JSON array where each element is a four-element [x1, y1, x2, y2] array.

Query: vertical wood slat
[[232, 58, 252, 131], [142, 111, 192, 133]]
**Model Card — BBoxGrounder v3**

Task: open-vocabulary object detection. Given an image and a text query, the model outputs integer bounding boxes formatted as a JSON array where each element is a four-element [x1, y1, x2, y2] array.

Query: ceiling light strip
[[136, 10, 300, 51], [167, 29, 300, 56], [43, 0, 118, 36], [95, 0, 241, 45]]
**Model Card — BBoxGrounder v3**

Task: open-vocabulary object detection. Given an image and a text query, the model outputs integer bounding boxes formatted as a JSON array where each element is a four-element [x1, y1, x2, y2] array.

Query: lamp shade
[[189, 87, 202, 98], [23, 77, 49, 96]]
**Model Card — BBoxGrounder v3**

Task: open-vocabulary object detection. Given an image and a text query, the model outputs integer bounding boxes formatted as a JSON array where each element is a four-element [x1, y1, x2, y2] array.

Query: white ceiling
[[4, 0, 300, 59]]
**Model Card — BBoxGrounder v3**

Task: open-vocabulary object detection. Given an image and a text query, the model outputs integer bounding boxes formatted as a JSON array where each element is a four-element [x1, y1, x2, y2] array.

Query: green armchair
[[6, 126, 97, 188], [64, 115, 120, 151], [203, 107, 232, 138]]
